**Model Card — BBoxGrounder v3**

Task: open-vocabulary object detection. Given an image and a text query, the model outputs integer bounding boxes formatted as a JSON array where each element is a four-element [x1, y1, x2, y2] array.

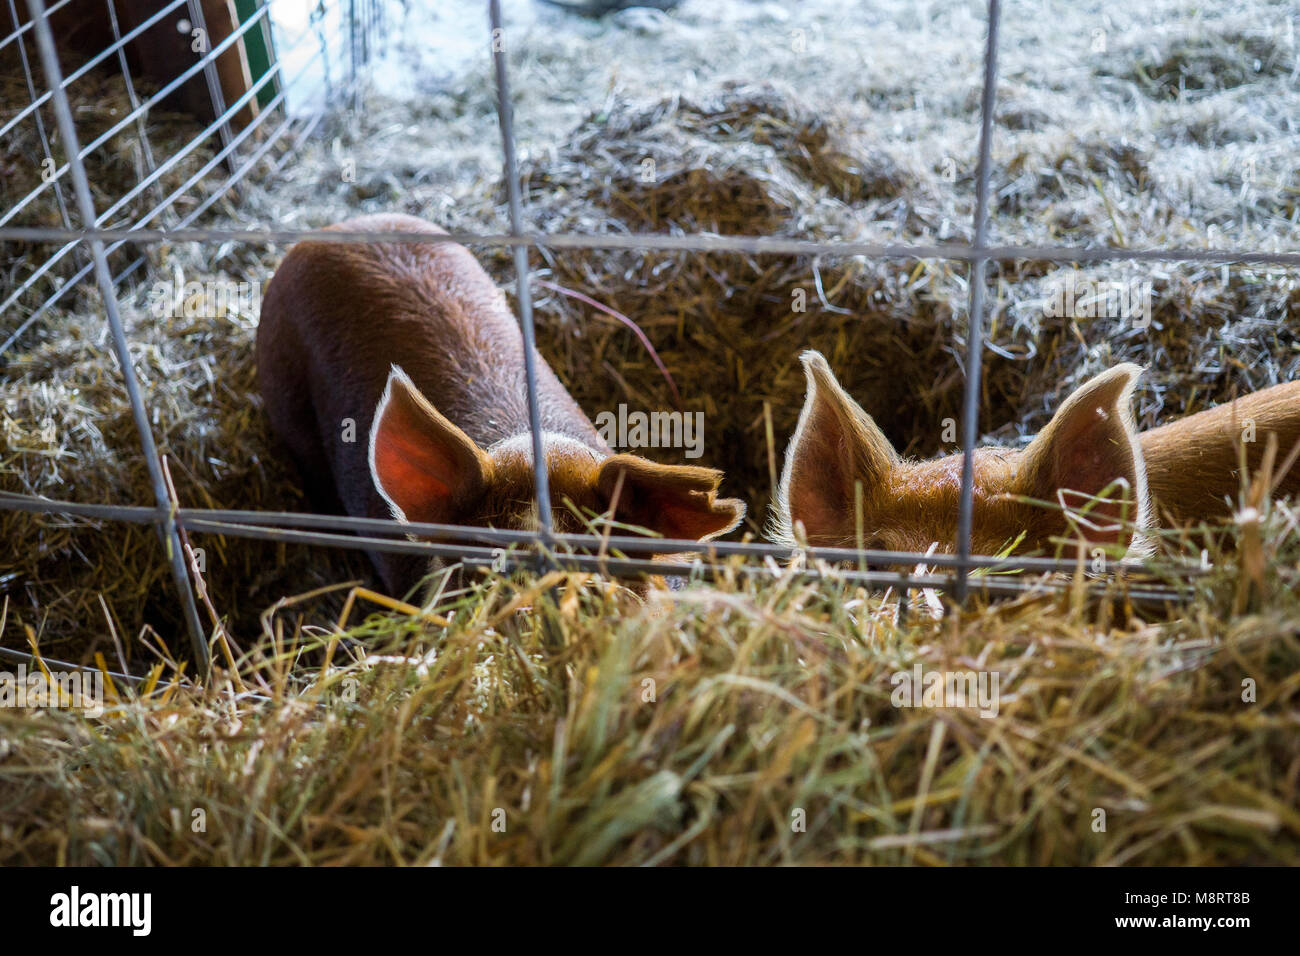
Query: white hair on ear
[[1097, 363, 1153, 562], [367, 364, 417, 523], [767, 350, 829, 548]]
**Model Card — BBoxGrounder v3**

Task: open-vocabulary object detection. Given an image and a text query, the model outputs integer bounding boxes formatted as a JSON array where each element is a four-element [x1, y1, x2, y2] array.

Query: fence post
[[24, 0, 210, 674]]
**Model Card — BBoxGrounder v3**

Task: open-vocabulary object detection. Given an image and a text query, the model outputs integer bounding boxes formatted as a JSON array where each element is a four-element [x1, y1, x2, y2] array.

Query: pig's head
[[368, 366, 746, 556], [772, 351, 1150, 561]]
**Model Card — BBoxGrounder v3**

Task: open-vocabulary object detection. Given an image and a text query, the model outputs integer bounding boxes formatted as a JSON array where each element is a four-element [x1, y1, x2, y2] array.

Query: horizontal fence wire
[[0, 0, 1263, 677], [0, 487, 1209, 617], [0, 490, 1196, 605], [0, 0, 70, 52], [0, 490, 1214, 576], [4, 224, 1300, 266]]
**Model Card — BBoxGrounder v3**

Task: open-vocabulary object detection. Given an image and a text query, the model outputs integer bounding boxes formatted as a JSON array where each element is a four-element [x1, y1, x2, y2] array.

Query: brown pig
[[257, 213, 744, 593]]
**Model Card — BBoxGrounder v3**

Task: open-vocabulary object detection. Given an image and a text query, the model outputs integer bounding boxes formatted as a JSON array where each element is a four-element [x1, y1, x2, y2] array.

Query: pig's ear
[[368, 366, 492, 525], [596, 455, 746, 542], [1016, 363, 1149, 547], [774, 350, 898, 546]]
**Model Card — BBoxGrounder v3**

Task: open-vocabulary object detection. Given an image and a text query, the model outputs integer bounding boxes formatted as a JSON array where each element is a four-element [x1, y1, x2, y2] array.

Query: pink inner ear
[[789, 460, 850, 545], [371, 386, 467, 524], [373, 424, 455, 512], [600, 458, 741, 542], [783, 357, 895, 547], [645, 489, 735, 542], [1051, 416, 1137, 545]]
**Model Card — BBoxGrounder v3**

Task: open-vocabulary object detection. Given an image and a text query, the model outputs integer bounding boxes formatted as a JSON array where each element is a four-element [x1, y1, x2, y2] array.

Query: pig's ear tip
[[799, 350, 836, 390], [1101, 362, 1145, 395], [384, 364, 417, 393], [1117, 361, 1145, 380], [1103, 361, 1141, 376], [799, 349, 828, 371]]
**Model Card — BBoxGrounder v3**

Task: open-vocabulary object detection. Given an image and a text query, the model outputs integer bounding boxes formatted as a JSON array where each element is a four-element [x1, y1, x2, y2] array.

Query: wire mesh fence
[[1, 0, 1286, 674], [1, 0, 379, 349]]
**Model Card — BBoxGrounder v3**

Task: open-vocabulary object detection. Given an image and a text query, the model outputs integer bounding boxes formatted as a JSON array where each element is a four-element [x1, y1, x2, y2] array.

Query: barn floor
[[1, 0, 1299, 865]]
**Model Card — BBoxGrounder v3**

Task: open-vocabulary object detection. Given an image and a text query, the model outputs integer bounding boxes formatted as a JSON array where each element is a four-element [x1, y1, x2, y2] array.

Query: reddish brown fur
[[780, 428, 1138, 559], [836, 448, 1062, 557], [776, 351, 1300, 562], [257, 214, 744, 593], [1141, 382, 1300, 525]]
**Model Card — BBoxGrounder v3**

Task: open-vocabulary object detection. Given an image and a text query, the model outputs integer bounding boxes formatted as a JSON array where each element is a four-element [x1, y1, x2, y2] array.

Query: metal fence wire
[[0, 0, 1288, 674]]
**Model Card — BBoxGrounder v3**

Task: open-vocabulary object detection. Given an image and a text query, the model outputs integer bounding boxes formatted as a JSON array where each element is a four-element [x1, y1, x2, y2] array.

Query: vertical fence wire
[[23, 0, 209, 670], [954, 0, 1003, 606], [488, 0, 556, 545]]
